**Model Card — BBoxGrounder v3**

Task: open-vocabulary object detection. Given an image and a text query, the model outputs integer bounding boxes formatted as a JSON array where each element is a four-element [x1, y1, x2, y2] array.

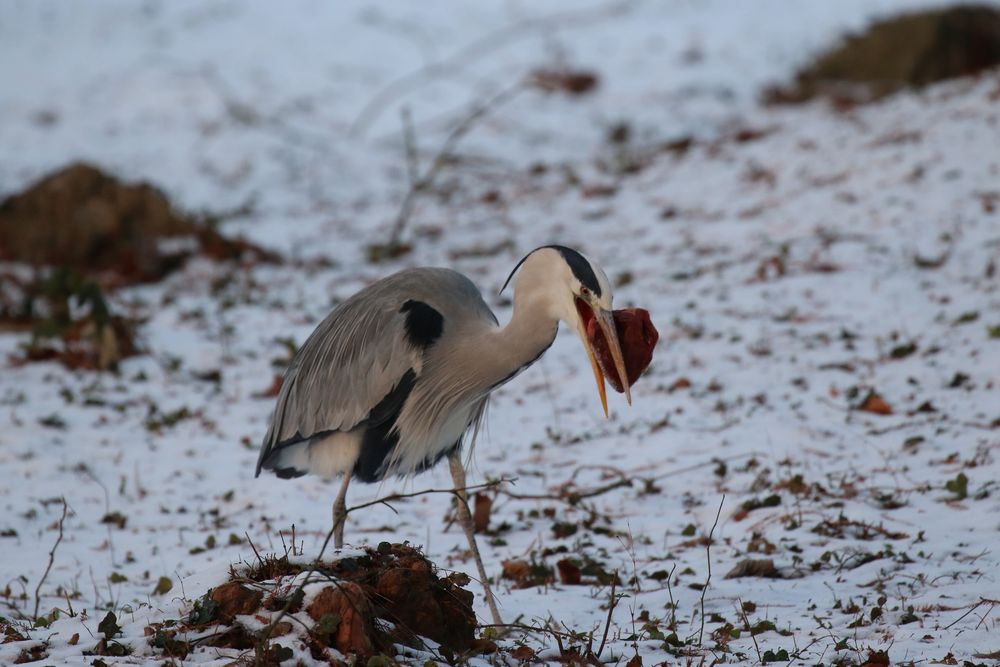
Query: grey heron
[[255, 245, 632, 625]]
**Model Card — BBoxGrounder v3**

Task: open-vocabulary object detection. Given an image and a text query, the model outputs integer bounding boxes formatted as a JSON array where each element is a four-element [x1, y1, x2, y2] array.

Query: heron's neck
[[484, 293, 559, 390]]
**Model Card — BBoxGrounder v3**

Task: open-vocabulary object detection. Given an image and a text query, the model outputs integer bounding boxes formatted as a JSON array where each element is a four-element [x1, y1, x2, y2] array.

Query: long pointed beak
[[578, 304, 631, 419], [592, 308, 632, 407], [583, 337, 609, 418]]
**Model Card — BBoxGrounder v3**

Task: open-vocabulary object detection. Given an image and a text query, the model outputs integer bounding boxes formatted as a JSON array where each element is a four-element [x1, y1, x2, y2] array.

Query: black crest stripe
[[546, 245, 602, 296], [500, 245, 602, 297], [400, 300, 443, 348]]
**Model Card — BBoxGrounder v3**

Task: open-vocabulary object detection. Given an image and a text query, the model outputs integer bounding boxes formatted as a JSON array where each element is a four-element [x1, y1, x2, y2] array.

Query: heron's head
[[501, 245, 630, 418]]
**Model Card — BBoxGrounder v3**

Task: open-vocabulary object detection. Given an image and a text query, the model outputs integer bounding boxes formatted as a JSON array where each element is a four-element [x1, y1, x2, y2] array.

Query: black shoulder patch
[[500, 245, 602, 297], [354, 369, 417, 483], [400, 300, 444, 348]]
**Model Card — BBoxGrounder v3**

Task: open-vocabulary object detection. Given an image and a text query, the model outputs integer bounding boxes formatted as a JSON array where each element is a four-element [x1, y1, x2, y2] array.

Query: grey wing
[[254, 281, 422, 476]]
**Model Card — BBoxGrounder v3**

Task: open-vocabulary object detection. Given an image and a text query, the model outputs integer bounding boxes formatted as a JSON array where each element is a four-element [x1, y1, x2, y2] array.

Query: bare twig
[[650, 452, 765, 482], [596, 574, 619, 659], [400, 107, 419, 187], [80, 465, 116, 566], [346, 476, 514, 516], [349, 0, 633, 136], [33, 497, 68, 620], [697, 495, 725, 646], [665, 562, 678, 631], [499, 466, 632, 505], [385, 81, 525, 251], [244, 532, 264, 566], [738, 597, 762, 664], [944, 597, 999, 630]]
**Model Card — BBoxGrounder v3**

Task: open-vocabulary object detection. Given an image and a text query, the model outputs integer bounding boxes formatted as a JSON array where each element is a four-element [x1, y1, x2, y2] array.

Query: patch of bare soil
[[766, 4, 1000, 105]]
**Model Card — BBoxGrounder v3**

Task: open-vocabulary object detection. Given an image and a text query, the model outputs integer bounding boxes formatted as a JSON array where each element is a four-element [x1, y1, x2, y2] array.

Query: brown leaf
[[724, 558, 781, 579], [669, 377, 691, 392], [254, 375, 283, 399], [512, 646, 537, 661], [501, 560, 530, 583], [529, 69, 599, 95], [472, 493, 491, 534], [858, 391, 893, 415], [556, 559, 582, 585]]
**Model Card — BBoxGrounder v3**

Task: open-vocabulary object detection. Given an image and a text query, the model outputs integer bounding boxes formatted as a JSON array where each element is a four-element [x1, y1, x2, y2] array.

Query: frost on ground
[[1, 1, 999, 665]]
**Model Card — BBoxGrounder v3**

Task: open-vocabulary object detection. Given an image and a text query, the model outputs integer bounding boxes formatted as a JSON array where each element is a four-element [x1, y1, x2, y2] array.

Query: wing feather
[[255, 267, 500, 478], [255, 274, 423, 475]]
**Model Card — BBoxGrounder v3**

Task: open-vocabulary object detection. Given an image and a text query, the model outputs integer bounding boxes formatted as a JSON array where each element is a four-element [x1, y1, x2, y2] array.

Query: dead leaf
[[254, 375, 283, 399], [512, 646, 537, 661], [473, 493, 491, 534], [669, 377, 691, 392], [529, 69, 599, 95], [858, 391, 893, 415], [724, 558, 781, 579], [556, 559, 582, 585]]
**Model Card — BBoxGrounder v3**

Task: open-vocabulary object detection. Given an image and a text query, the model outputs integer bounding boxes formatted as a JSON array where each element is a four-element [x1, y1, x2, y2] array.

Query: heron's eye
[[579, 286, 591, 297]]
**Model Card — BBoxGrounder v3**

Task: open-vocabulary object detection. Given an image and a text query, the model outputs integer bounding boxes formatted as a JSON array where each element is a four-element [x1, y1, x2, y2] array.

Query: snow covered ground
[[1, 1, 999, 664]]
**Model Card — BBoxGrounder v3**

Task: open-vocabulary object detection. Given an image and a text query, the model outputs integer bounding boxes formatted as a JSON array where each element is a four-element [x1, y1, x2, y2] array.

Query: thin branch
[[944, 597, 998, 630], [349, 0, 633, 136], [244, 532, 264, 566], [665, 562, 678, 631], [500, 477, 632, 504], [33, 497, 68, 620], [345, 476, 514, 516], [697, 495, 725, 646], [400, 106, 420, 187], [385, 81, 525, 251], [738, 597, 762, 664], [596, 574, 619, 659]]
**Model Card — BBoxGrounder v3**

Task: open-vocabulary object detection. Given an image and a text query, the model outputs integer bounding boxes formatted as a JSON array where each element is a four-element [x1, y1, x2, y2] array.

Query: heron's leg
[[332, 473, 351, 549], [448, 452, 503, 626]]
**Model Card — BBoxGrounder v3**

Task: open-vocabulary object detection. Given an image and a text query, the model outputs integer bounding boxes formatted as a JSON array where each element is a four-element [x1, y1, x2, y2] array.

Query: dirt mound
[[149, 543, 479, 663], [0, 162, 276, 285], [0, 162, 280, 369], [766, 4, 1000, 105]]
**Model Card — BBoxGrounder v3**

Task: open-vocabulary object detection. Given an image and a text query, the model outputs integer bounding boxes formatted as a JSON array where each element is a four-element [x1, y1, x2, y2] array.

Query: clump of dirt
[[766, 5, 1000, 106], [0, 162, 277, 285], [159, 543, 478, 662], [0, 162, 279, 370]]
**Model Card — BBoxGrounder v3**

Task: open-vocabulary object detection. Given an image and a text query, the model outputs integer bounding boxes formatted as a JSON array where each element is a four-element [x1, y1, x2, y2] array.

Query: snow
[[2, 0, 999, 664]]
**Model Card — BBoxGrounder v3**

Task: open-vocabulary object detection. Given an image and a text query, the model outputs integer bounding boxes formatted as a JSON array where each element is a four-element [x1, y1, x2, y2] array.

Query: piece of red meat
[[587, 307, 658, 393]]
